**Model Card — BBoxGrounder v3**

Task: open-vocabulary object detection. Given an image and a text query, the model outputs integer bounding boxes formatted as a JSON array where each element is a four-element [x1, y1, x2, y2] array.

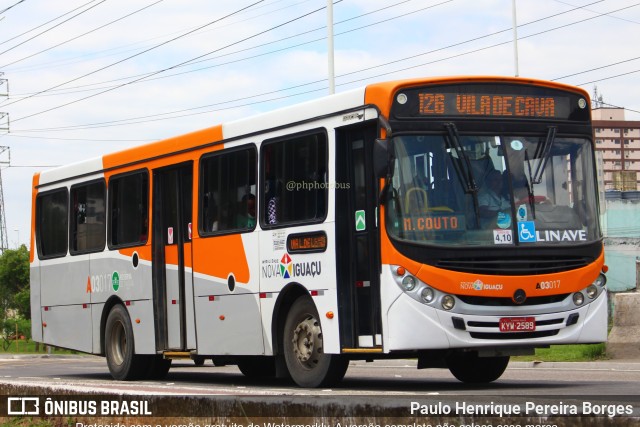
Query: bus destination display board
[[392, 84, 589, 121]]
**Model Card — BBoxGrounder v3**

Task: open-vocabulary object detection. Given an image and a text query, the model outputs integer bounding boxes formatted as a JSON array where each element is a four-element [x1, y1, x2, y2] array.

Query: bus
[[30, 76, 607, 387]]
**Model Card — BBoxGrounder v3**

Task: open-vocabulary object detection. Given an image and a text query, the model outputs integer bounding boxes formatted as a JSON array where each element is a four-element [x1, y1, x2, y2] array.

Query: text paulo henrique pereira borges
[[410, 401, 634, 418]]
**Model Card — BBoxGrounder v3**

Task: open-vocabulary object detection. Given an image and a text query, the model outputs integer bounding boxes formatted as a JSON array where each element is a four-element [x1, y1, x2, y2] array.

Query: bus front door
[[152, 163, 196, 352], [335, 123, 382, 350]]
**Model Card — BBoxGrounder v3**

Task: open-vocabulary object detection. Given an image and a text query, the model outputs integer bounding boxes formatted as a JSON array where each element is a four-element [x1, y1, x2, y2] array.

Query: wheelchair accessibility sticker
[[518, 221, 536, 243]]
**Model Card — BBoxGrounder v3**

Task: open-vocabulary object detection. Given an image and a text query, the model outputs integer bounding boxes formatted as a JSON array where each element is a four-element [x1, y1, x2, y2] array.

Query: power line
[[9, 1, 339, 123], [1, 0, 598, 101], [11, 0, 638, 133], [2, 0, 316, 74], [553, 56, 640, 80], [0, 0, 99, 47], [2, 0, 266, 110], [3, 134, 157, 142], [5, 0, 425, 99], [0, 0, 26, 15], [0, 0, 166, 69], [0, 0, 108, 57]]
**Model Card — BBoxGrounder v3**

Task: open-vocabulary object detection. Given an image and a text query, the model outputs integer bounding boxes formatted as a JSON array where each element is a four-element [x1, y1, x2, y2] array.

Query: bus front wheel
[[105, 304, 145, 380], [446, 351, 510, 383], [283, 295, 348, 388]]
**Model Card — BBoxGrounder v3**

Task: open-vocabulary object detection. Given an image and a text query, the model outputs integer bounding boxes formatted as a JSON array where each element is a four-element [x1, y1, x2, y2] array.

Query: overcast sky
[[1, 0, 639, 249]]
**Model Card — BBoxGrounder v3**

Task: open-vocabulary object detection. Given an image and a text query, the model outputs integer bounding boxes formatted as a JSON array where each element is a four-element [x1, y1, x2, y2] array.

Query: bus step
[[163, 351, 193, 360], [341, 348, 383, 354]]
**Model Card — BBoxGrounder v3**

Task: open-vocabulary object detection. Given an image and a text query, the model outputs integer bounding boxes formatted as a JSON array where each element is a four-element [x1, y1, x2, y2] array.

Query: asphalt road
[[2, 356, 640, 424], [1, 355, 639, 396]]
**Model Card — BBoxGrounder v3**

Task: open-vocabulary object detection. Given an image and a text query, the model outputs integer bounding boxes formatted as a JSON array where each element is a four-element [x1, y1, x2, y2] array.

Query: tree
[[0, 245, 30, 320]]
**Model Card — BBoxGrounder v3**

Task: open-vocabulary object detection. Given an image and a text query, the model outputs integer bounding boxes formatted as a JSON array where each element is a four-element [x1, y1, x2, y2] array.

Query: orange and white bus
[[30, 76, 607, 387]]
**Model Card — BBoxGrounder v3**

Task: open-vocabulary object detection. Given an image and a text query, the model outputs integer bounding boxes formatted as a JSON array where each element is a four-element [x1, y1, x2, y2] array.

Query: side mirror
[[373, 138, 393, 178]]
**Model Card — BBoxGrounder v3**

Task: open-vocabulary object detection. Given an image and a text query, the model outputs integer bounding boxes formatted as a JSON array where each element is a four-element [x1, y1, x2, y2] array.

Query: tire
[[193, 356, 205, 367], [104, 304, 146, 380], [283, 296, 348, 388], [237, 356, 276, 378], [146, 355, 172, 380], [446, 351, 510, 383]]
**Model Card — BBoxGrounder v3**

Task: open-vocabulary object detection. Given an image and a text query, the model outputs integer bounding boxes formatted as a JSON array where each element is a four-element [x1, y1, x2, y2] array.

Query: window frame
[[259, 128, 329, 230], [36, 187, 69, 260], [198, 143, 258, 238], [69, 179, 107, 256], [107, 169, 150, 250]]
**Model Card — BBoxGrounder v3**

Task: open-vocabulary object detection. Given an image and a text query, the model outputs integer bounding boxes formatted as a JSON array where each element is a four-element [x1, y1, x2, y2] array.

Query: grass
[[513, 343, 608, 362], [0, 339, 77, 355]]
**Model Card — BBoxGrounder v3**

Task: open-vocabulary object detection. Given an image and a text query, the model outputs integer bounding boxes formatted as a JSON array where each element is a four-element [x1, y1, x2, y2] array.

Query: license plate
[[499, 317, 536, 332]]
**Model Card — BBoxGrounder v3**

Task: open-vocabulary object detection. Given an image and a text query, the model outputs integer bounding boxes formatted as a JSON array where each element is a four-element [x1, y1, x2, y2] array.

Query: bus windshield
[[386, 132, 600, 247]]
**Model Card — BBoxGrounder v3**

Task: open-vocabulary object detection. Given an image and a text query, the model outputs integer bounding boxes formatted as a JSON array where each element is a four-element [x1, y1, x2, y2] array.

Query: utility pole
[[0, 74, 9, 253], [512, 0, 519, 77], [327, 0, 335, 95], [0, 146, 9, 253], [0, 73, 7, 132]]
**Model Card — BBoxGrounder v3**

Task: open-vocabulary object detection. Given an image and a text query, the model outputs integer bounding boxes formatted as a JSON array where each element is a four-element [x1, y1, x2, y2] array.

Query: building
[[593, 108, 640, 191]]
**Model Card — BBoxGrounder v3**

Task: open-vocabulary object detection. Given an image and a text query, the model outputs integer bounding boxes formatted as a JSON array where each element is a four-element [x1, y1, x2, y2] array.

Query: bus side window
[[36, 189, 69, 259], [70, 180, 106, 254], [199, 145, 257, 234], [261, 130, 328, 227], [108, 171, 149, 248]]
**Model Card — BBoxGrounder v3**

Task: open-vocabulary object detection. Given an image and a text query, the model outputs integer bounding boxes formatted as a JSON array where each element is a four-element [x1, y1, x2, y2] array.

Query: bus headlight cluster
[[392, 265, 449, 309], [571, 275, 606, 307]]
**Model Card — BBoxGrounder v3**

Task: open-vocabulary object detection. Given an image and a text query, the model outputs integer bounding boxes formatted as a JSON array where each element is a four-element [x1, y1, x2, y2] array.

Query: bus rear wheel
[[446, 351, 510, 383], [105, 304, 145, 380], [283, 295, 348, 388]]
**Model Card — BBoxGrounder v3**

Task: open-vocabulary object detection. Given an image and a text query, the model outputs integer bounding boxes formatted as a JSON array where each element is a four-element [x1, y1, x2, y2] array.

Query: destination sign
[[418, 93, 558, 118], [287, 231, 327, 253], [392, 84, 589, 121]]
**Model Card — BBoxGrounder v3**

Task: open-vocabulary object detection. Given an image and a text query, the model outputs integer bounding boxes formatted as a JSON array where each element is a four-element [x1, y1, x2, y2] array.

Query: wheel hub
[[291, 315, 322, 367]]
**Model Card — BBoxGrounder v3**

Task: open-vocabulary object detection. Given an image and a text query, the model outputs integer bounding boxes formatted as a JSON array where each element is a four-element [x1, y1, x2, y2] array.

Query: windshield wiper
[[524, 149, 536, 219], [444, 123, 478, 193], [444, 123, 480, 227], [532, 126, 557, 184]]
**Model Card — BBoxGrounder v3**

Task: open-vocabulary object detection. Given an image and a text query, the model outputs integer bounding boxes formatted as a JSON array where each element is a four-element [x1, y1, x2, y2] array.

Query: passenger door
[[152, 163, 196, 351], [335, 122, 382, 349]]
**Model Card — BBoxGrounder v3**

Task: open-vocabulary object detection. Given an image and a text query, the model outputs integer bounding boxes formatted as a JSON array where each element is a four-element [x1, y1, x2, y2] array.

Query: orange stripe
[[103, 125, 223, 172], [192, 235, 250, 283], [30, 173, 41, 263]]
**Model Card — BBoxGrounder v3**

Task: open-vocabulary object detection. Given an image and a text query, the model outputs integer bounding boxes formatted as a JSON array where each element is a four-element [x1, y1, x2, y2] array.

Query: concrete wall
[[603, 197, 640, 292]]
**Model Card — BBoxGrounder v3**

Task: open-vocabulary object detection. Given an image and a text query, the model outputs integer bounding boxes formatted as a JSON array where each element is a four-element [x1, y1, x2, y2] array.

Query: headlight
[[593, 274, 607, 287], [573, 292, 584, 306], [421, 287, 435, 303], [402, 275, 417, 291], [442, 295, 455, 310], [586, 285, 598, 299]]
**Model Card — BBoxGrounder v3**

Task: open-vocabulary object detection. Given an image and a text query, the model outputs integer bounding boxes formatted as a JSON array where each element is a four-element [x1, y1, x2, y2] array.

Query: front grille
[[467, 318, 564, 328], [437, 256, 590, 275], [458, 294, 570, 307], [469, 330, 559, 340]]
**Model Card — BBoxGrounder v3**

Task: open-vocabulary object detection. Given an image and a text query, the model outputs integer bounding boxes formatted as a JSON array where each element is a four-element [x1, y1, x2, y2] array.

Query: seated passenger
[[236, 194, 256, 229]]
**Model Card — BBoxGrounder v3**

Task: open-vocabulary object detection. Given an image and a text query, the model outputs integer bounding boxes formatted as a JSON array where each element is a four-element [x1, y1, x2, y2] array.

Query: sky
[[0, 0, 639, 249]]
